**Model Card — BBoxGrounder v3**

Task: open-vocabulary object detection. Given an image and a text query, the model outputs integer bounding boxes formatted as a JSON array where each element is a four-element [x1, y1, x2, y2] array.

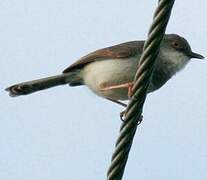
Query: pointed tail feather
[[6, 73, 73, 97]]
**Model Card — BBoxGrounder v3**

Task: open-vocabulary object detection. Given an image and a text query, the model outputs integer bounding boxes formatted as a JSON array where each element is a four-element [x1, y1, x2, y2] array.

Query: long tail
[[6, 73, 74, 97]]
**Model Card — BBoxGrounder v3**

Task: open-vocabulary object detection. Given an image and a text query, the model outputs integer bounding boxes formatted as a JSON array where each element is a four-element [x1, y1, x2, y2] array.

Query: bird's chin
[[161, 51, 190, 75]]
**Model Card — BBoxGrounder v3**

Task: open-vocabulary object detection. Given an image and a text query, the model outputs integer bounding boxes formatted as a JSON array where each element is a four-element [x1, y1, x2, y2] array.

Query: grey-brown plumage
[[6, 34, 204, 102]]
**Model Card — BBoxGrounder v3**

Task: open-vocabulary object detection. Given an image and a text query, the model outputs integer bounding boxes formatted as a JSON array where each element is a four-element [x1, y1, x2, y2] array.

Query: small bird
[[6, 34, 204, 106]]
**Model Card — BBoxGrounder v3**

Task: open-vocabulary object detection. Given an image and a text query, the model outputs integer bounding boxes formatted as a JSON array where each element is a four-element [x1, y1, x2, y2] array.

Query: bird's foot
[[120, 110, 143, 125]]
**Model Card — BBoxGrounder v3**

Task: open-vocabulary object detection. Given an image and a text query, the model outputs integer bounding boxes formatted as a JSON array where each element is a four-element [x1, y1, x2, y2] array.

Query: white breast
[[82, 57, 139, 100]]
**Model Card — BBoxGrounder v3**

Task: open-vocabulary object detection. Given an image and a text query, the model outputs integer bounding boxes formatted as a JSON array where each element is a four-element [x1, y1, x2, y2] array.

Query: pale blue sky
[[1, 0, 207, 180]]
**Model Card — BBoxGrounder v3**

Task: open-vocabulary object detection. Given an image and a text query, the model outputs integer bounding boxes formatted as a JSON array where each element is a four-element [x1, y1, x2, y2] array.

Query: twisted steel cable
[[107, 0, 175, 180]]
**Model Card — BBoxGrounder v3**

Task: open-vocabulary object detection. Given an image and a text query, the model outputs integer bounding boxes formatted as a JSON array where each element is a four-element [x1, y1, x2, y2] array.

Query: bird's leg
[[101, 82, 136, 121], [100, 82, 134, 99], [127, 82, 134, 98], [106, 98, 127, 107], [106, 99, 128, 122]]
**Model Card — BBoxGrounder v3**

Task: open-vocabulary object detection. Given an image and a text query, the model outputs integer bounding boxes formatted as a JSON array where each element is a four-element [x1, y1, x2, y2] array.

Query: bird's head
[[159, 34, 204, 74]]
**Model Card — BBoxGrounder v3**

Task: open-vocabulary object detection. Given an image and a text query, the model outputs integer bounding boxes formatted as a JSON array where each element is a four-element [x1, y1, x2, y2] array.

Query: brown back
[[62, 40, 144, 73]]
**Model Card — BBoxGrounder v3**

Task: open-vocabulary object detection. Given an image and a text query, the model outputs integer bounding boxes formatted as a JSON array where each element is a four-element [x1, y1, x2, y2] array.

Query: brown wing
[[62, 40, 144, 73]]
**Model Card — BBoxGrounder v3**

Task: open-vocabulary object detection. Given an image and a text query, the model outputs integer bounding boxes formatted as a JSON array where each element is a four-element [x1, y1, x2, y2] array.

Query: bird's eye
[[172, 42, 179, 47]]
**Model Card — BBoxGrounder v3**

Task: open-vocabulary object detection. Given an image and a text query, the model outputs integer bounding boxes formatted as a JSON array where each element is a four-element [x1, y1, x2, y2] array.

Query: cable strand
[[107, 0, 175, 180]]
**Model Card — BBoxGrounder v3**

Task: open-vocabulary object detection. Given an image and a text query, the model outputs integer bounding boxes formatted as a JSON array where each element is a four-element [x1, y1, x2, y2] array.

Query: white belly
[[82, 57, 139, 100]]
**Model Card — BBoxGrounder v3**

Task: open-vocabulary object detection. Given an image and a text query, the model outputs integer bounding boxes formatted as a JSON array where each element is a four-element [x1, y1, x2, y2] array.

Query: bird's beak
[[189, 51, 205, 59]]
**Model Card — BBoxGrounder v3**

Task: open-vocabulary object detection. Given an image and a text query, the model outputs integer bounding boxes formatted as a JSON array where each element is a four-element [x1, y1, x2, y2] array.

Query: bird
[[5, 34, 204, 107]]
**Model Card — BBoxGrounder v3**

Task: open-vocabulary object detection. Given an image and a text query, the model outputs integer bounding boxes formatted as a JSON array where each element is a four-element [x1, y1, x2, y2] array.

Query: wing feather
[[62, 40, 144, 73]]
